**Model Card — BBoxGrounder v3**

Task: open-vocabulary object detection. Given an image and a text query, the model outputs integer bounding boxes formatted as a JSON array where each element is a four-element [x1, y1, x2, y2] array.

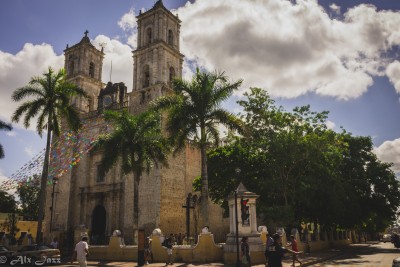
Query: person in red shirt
[[288, 235, 302, 266]]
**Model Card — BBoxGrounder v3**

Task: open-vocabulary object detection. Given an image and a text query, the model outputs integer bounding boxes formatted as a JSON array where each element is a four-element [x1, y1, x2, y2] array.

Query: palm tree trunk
[[200, 144, 209, 227], [133, 171, 139, 243], [36, 122, 52, 243]]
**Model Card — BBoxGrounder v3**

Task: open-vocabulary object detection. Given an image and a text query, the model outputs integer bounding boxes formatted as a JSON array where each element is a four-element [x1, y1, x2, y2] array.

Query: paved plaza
[[58, 243, 373, 267]]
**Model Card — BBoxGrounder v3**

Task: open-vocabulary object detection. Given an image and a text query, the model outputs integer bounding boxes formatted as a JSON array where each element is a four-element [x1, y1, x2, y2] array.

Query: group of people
[[67, 232, 303, 267], [240, 233, 302, 267], [167, 233, 186, 245]]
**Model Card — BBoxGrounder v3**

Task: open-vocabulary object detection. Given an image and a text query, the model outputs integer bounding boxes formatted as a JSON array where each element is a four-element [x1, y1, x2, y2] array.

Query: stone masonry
[[43, 0, 229, 246]]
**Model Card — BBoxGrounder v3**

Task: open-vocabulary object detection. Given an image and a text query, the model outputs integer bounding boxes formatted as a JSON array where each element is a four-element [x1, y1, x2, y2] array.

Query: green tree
[[151, 68, 244, 225], [0, 191, 17, 213], [205, 88, 400, 232], [11, 67, 87, 242], [17, 175, 40, 221], [95, 110, 170, 234], [339, 135, 400, 232], [0, 120, 12, 159], [236, 88, 344, 225]]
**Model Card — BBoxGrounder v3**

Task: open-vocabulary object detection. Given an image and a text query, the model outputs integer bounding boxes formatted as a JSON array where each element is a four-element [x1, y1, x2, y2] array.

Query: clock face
[[103, 95, 112, 107]]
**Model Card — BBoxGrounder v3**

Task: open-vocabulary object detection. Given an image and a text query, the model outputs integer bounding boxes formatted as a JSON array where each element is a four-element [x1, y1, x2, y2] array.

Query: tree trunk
[[133, 171, 140, 244], [36, 122, 52, 243], [200, 144, 209, 227]]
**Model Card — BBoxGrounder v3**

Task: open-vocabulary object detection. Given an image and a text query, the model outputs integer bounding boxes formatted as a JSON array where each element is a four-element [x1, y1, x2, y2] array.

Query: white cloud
[[326, 120, 336, 130], [374, 138, 400, 174], [172, 0, 400, 100], [387, 61, 400, 93], [118, 8, 137, 31], [93, 35, 133, 90], [0, 36, 133, 129], [24, 146, 34, 157], [3, 0, 400, 131], [0, 168, 15, 195], [6, 131, 16, 137], [0, 43, 63, 128], [118, 8, 138, 48], [329, 3, 341, 15]]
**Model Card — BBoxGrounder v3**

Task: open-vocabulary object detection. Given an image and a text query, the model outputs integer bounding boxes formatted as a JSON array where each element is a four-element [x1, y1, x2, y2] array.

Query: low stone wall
[[152, 234, 223, 263], [87, 229, 355, 263], [88, 236, 136, 261], [88, 232, 223, 262]]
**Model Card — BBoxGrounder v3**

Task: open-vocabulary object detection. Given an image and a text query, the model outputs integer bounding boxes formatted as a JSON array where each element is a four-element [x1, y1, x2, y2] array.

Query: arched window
[[68, 61, 74, 76], [147, 28, 152, 44], [143, 65, 150, 88], [169, 67, 175, 82], [89, 62, 95, 78], [168, 30, 174, 46]]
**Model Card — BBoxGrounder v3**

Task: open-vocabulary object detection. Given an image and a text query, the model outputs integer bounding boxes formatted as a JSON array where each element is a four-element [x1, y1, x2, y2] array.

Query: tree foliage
[[0, 120, 12, 159], [151, 68, 244, 225], [94, 110, 170, 233], [0, 191, 17, 213], [17, 175, 40, 221], [205, 87, 400, 232], [11, 67, 87, 242]]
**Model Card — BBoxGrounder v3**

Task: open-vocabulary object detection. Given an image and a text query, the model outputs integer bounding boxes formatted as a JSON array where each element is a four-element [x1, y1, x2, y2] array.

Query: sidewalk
[[63, 243, 375, 267]]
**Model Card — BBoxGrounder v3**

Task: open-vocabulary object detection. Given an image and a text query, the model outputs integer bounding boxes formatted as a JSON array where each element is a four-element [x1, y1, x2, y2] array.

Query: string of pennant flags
[[0, 117, 111, 191]]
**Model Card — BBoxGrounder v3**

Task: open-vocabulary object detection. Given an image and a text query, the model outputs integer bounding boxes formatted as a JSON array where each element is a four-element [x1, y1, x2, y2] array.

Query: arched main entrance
[[91, 205, 106, 245]]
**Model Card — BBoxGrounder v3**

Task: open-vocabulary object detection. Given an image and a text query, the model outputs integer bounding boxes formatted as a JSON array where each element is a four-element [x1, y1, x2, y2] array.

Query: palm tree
[[12, 67, 87, 243], [94, 109, 170, 235], [0, 120, 12, 159], [151, 68, 244, 226]]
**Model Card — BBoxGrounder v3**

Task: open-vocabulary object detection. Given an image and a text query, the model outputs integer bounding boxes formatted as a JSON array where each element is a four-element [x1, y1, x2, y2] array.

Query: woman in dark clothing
[[267, 233, 300, 267], [241, 236, 251, 266]]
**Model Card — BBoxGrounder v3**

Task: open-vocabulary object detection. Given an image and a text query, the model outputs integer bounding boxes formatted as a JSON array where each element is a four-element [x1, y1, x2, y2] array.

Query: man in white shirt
[[71, 236, 89, 267]]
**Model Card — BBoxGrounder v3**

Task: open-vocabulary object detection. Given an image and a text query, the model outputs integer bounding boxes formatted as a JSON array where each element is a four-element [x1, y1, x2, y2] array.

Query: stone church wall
[[43, 2, 229, 247]]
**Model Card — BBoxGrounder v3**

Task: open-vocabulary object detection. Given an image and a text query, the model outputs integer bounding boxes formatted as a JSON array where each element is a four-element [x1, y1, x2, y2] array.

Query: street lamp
[[50, 177, 58, 232], [234, 168, 241, 267]]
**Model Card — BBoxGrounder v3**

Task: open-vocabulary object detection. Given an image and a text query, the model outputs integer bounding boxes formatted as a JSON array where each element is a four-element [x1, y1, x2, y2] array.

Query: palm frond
[[12, 86, 44, 102], [0, 120, 12, 131]]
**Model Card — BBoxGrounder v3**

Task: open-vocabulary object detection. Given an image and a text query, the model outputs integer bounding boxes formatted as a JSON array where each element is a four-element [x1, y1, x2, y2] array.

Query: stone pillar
[[250, 204, 257, 234], [224, 183, 264, 264]]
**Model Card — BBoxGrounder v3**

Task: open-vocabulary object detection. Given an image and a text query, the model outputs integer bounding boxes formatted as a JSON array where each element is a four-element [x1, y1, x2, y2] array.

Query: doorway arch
[[91, 205, 106, 245]]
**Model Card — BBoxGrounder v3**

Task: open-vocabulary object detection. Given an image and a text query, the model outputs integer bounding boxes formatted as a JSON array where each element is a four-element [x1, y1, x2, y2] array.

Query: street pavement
[[2, 242, 376, 267], [55, 242, 380, 267]]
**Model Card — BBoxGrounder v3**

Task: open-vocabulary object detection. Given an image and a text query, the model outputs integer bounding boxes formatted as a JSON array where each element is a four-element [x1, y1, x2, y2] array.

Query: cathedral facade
[[43, 1, 229, 245]]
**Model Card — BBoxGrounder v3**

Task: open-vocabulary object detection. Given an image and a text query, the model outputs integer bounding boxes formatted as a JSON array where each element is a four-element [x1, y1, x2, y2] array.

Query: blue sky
[[1, 0, 400, 187]]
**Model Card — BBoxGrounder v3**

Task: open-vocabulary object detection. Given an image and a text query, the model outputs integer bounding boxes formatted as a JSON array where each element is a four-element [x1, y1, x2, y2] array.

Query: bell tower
[[64, 30, 104, 113], [129, 0, 184, 114]]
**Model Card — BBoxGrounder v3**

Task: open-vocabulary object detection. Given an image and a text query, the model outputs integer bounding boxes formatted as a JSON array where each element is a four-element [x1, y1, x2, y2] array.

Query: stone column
[[224, 183, 264, 264], [250, 203, 257, 234]]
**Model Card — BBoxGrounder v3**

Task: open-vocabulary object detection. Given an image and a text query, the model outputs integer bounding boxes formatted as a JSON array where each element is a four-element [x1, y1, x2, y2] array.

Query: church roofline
[[64, 30, 104, 55], [137, 0, 181, 23]]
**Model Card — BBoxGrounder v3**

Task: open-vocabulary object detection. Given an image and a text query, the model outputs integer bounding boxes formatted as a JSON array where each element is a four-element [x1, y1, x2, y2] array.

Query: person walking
[[241, 236, 251, 266], [71, 236, 89, 267], [163, 236, 173, 265], [267, 233, 300, 267], [144, 237, 153, 265], [287, 235, 302, 266], [265, 233, 274, 266]]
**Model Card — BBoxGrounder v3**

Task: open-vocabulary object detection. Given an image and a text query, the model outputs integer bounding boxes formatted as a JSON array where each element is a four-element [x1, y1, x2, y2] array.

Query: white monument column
[[224, 183, 264, 264]]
